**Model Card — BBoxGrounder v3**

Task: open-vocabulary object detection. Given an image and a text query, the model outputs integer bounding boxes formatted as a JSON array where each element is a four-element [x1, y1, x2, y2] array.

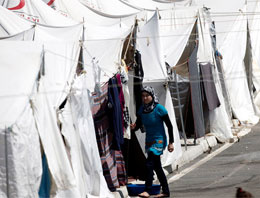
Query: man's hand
[[168, 143, 174, 152]]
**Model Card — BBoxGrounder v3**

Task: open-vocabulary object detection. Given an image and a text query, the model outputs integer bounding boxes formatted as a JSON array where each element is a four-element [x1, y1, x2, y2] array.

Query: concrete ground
[[168, 123, 260, 198]]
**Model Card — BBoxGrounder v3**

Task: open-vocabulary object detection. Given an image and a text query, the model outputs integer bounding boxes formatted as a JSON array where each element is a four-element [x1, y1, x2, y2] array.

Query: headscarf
[[141, 86, 158, 113]]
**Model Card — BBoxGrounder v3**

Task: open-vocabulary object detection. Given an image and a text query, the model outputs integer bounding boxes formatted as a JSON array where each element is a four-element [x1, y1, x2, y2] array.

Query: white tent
[[0, 41, 43, 198], [197, 8, 233, 142], [0, 28, 84, 197], [40, 0, 134, 90], [60, 74, 114, 197], [33, 26, 84, 197], [79, 0, 141, 17], [0, 5, 87, 196], [249, 2, 260, 111], [119, 0, 191, 11], [0, 6, 32, 36], [82, 23, 132, 92], [35, 23, 119, 198], [0, 0, 78, 26], [220, 7, 259, 124], [188, 0, 259, 127], [150, 6, 233, 142], [191, 0, 246, 49], [33, 78, 81, 197], [159, 7, 198, 68], [41, 0, 138, 27], [0, 12, 115, 195]]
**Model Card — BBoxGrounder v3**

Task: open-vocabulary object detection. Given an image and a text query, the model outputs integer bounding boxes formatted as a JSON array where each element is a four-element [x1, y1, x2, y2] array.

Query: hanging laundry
[[188, 45, 205, 138], [108, 75, 127, 185], [121, 50, 147, 181], [91, 83, 127, 191], [116, 73, 126, 134], [120, 61, 131, 139], [91, 83, 119, 191], [200, 63, 221, 111], [108, 77, 124, 150], [133, 50, 144, 112], [38, 153, 51, 198], [115, 150, 128, 186]]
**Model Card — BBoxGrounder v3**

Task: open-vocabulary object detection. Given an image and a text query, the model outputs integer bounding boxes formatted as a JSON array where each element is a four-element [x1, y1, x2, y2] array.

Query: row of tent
[[1, 0, 260, 197]]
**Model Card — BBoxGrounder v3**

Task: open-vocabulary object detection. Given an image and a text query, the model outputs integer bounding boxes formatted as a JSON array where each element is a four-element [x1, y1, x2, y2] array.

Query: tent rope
[[123, 24, 135, 61]]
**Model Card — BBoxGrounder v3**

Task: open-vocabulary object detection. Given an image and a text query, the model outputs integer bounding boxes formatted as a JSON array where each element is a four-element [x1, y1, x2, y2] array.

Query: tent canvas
[[0, 0, 78, 26], [63, 74, 114, 197], [220, 8, 259, 124], [120, 0, 191, 11], [159, 7, 198, 67], [82, 23, 132, 92], [0, 6, 32, 36], [249, 2, 260, 111], [0, 41, 43, 198], [197, 8, 233, 142], [42, 0, 137, 27], [79, 0, 140, 17], [157, 6, 233, 142]]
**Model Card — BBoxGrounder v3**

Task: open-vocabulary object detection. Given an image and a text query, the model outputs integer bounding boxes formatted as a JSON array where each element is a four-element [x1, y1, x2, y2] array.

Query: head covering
[[141, 86, 158, 113]]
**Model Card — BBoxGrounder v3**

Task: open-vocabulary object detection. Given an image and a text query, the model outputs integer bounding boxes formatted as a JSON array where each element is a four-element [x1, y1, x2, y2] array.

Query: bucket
[[127, 184, 161, 196]]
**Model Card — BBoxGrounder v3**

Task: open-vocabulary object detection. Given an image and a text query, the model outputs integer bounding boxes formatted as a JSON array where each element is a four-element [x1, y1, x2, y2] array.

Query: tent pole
[[173, 71, 188, 150], [5, 127, 9, 198]]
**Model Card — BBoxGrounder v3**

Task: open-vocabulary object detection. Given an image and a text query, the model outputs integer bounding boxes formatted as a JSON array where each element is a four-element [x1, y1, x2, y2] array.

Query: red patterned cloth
[[91, 83, 127, 191]]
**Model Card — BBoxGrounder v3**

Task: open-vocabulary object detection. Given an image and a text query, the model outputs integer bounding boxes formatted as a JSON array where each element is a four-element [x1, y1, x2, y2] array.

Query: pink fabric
[[116, 74, 125, 133]]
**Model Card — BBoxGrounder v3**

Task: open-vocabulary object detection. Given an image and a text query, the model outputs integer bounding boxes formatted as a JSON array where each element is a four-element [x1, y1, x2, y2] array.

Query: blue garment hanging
[[38, 153, 51, 198], [108, 77, 124, 150]]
